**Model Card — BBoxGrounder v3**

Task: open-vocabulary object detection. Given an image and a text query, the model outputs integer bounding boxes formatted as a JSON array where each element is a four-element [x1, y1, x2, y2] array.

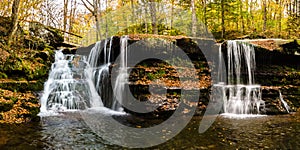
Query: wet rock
[[34, 51, 50, 61]]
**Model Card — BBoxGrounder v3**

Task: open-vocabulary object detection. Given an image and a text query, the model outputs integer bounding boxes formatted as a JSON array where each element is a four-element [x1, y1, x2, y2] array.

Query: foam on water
[[83, 107, 127, 116], [216, 40, 265, 115], [39, 50, 103, 115], [220, 113, 267, 119], [279, 91, 290, 113]]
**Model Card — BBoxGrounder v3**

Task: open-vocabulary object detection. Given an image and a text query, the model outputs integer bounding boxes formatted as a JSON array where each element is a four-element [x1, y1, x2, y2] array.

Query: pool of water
[[0, 112, 299, 149]]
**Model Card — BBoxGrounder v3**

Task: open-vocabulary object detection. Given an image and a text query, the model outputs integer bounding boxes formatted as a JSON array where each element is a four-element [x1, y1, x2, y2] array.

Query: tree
[[7, 0, 21, 45], [263, 0, 267, 32], [149, 1, 158, 34], [63, 0, 69, 32], [221, 0, 225, 39], [191, 0, 197, 37], [81, 0, 102, 40]]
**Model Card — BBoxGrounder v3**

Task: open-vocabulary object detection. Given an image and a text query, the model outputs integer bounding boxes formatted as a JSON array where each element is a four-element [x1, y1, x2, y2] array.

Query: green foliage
[[287, 15, 300, 39], [117, 23, 185, 36], [146, 69, 166, 80], [0, 72, 7, 78], [1, 49, 51, 80]]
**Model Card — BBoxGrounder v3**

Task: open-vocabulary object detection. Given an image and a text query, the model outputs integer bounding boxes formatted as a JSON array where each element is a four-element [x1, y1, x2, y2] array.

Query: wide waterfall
[[39, 50, 102, 114], [216, 40, 265, 115]]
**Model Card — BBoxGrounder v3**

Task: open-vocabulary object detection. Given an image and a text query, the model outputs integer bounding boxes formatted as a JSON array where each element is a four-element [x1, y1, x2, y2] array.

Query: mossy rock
[[0, 101, 14, 112], [0, 81, 44, 92]]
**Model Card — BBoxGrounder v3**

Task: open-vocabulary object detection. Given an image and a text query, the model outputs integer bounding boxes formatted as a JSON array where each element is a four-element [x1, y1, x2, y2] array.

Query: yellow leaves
[[0, 88, 39, 124], [132, 65, 211, 89], [0, 107, 30, 124]]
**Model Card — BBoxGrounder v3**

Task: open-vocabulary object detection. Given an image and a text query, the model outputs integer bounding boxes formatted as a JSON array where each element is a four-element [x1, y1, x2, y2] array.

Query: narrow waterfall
[[39, 50, 102, 114], [112, 35, 129, 111], [279, 91, 290, 113], [86, 35, 128, 111], [88, 37, 114, 108], [216, 40, 265, 115]]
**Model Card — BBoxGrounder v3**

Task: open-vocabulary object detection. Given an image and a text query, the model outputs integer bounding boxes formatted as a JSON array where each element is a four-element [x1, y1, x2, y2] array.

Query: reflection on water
[[0, 112, 299, 149]]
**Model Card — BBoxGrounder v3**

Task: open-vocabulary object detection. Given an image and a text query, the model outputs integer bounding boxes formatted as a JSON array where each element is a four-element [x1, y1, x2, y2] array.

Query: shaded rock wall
[[75, 36, 299, 116]]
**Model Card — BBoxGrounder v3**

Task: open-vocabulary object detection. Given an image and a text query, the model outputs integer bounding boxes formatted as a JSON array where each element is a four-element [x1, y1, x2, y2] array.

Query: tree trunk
[[131, 0, 135, 26], [149, 2, 158, 34], [105, 0, 108, 37], [95, 15, 101, 41], [171, 0, 174, 29], [69, 0, 77, 34], [63, 0, 69, 32], [191, 0, 197, 37], [240, 0, 244, 34], [94, 0, 102, 40], [278, 0, 282, 36], [263, 0, 267, 32], [221, 0, 225, 39], [203, 0, 207, 27], [245, 0, 249, 29], [7, 0, 21, 45]]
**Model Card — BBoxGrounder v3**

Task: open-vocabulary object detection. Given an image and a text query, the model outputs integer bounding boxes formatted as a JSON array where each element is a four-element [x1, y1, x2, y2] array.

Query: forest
[[1, 0, 299, 47]]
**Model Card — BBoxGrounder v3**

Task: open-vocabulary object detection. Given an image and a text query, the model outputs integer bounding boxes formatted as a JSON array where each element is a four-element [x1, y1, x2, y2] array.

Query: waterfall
[[88, 36, 114, 108], [216, 40, 265, 115], [85, 35, 128, 111], [39, 35, 132, 114], [279, 91, 290, 113], [39, 50, 102, 115], [112, 35, 129, 111]]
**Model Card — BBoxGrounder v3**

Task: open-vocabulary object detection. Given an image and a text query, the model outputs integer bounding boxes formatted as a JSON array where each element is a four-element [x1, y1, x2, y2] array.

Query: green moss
[[0, 102, 13, 112], [0, 72, 7, 78], [117, 23, 185, 36]]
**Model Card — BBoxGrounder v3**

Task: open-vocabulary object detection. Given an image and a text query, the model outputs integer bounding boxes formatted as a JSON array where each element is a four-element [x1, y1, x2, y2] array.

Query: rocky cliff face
[[75, 36, 300, 117], [251, 39, 300, 114]]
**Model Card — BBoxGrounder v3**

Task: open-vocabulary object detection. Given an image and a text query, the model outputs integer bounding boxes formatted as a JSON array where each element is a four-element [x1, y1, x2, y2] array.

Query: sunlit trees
[[7, 0, 21, 45], [0, 0, 299, 45]]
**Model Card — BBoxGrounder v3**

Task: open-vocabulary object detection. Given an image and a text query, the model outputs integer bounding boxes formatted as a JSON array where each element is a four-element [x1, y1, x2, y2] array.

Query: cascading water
[[279, 91, 290, 113], [39, 50, 102, 115], [40, 35, 129, 115], [87, 36, 116, 109], [112, 35, 129, 111], [216, 40, 265, 115]]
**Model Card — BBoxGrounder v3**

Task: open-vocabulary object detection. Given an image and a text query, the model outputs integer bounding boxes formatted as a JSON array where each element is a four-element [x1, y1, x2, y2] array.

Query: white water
[[39, 50, 102, 116], [216, 40, 265, 115], [279, 91, 290, 113], [87, 36, 117, 109], [112, 35, 129, 111], [39, 35, 129, 115]]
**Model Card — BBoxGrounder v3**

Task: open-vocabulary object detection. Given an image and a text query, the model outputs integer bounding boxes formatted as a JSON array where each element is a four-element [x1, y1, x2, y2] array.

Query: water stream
[[1, 114, 299, 149], [39, 50, 102, 115], [279, 91, 291, 113], [216, 40, 265, 115]]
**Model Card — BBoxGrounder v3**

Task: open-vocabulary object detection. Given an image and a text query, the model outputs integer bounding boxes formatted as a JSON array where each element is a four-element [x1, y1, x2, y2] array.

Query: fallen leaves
[[0, 88, 39, 124]]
